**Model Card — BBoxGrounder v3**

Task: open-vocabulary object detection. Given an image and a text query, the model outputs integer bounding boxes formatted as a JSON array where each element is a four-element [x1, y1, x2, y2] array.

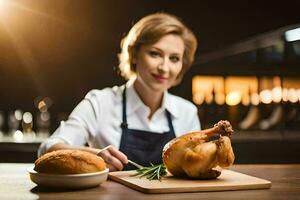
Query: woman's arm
[[48, 143, 128, 171], [38, 90, 128, 171]]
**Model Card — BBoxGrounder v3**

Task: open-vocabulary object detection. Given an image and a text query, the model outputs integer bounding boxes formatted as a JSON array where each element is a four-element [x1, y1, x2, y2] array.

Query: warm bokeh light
[[225, 76, 258, 106], [192, 76, 260, 106], [287, 88, 298, 103], [192, 76, 300, 106], [272, 86, 282, 103], [215, 93, 225, 105], [241, 94, 250, 106], [192, 76, 224, 105], [282, 78, 300, 103], [205, 93, 214, 104], [282, 88, 289, 102], [250, 93, 260, 105], [192, 92, 205, 105], [260, 89, 273, 104], [226, 90, 242, 106]]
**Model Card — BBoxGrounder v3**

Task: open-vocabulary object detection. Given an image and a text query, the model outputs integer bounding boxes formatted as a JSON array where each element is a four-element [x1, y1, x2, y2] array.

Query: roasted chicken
[[162, 120, 234, 179]]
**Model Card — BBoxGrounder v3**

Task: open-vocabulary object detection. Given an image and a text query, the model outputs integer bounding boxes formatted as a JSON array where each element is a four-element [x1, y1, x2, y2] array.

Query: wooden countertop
[[0, 163, 299, 200]]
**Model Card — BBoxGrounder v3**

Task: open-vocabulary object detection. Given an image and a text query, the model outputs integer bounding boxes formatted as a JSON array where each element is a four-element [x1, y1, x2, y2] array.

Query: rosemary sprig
[[128, 160, 167, 181], [128, 160, 144, 169]]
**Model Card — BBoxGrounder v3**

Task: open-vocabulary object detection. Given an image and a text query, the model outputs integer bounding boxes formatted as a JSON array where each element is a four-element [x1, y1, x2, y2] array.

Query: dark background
[[1, 0, 300, 113]]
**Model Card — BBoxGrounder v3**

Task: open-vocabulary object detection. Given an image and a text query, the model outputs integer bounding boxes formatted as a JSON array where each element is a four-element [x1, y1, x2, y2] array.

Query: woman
[[38, 12, 200, 171]]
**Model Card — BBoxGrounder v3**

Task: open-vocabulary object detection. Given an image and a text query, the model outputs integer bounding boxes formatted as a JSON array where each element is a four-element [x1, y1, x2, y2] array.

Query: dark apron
[[119, 86, 176, 170]]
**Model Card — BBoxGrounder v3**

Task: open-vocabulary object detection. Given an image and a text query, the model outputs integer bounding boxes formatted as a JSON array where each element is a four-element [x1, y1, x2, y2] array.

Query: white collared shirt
[[38, 79, 201, 157]]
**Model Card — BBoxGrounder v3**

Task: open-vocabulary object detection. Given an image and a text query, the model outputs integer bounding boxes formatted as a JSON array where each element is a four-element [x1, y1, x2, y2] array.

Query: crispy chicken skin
[[162, 120, 235, 179]]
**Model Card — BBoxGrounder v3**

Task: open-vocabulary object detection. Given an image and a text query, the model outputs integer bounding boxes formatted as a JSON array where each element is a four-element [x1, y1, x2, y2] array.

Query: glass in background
[[34, 96, 52, 138], [35, 111, 51, 138], [21, 112, 36, 141], [8, 110, 22, 136]]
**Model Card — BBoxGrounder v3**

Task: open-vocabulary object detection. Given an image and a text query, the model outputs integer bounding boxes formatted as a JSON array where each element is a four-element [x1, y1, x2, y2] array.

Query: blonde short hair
[[118, 12, 197, 85]]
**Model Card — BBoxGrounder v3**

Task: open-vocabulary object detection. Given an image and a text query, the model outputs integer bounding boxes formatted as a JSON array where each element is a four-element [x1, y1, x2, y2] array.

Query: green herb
[[128, 160, 167, 181]]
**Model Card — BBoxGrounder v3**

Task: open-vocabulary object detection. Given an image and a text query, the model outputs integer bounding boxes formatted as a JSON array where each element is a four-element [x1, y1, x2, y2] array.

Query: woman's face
[[134, 34, 184, 93]]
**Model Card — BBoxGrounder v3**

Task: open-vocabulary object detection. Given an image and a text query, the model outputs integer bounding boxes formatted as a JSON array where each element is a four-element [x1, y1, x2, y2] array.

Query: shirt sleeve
[[38, 92, 100, 157]]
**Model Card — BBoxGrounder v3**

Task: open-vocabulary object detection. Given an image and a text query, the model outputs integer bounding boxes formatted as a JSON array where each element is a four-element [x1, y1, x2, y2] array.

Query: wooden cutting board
[[108, 169, 271, 193]]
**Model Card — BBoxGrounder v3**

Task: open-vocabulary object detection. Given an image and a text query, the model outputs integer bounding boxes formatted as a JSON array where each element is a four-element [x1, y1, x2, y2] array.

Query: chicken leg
[[162, 120, 235, 179]]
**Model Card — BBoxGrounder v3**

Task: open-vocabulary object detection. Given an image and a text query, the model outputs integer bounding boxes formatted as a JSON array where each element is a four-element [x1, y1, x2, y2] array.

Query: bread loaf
[[34, 150, 106, 174]]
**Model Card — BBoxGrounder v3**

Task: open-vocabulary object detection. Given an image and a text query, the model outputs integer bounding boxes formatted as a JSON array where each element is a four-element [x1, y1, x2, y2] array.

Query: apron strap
[[165, 110, 175, 134], [121, 86, 128, 129]]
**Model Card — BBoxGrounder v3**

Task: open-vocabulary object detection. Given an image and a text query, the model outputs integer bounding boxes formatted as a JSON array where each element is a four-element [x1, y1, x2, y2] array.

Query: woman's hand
[[97, 145, 128, 171]]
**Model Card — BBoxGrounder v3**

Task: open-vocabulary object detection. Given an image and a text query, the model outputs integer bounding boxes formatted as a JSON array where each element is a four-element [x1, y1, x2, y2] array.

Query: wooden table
[[0, 164, 299, 200]]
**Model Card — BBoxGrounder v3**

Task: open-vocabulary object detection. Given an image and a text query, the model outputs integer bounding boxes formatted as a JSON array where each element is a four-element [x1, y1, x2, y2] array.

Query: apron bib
[[119, 86, 176, 170]]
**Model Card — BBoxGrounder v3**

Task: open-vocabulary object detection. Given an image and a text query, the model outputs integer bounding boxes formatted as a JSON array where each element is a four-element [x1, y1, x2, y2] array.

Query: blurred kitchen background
[[1, 0, 300, 164]]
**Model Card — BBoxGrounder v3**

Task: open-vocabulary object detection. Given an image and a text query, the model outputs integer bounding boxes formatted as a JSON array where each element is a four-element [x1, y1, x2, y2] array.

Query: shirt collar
[[125, 78, 180, 119]]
